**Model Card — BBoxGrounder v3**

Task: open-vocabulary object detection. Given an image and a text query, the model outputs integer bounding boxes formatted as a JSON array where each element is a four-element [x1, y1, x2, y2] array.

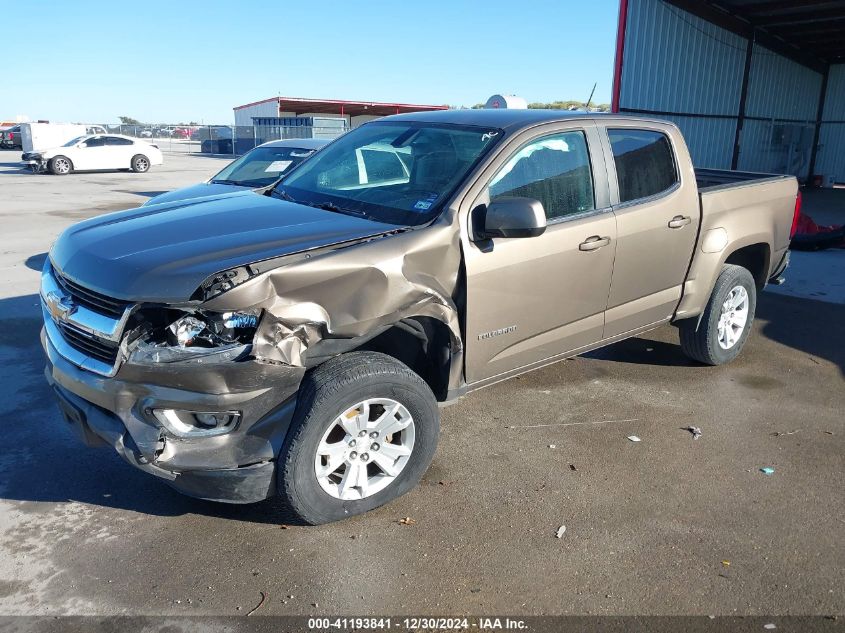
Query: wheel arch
[[724, 242, 771, 290], [346, 316, 456, 403], [674, 233, 773, 321]]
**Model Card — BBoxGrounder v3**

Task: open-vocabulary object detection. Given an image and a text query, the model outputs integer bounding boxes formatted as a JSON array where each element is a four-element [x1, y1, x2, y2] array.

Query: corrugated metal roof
[[618, 0, 843, 179], [233, 97, 448, 117], [709, 0, 845, 65]]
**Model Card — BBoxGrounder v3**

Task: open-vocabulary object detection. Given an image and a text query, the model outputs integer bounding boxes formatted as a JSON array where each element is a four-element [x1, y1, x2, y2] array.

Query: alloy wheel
[[717, 285, 749, 349], [314, 398, 415, 501]]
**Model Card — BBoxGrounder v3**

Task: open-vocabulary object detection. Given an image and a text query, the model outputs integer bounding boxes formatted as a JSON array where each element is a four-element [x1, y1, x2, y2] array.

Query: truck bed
[[695, 167, 793, 192]]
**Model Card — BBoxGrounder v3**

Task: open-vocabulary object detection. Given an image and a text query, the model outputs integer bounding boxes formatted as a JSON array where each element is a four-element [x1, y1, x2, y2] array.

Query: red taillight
[[8, 133, 13, 140], [790, 190, 802, 239]]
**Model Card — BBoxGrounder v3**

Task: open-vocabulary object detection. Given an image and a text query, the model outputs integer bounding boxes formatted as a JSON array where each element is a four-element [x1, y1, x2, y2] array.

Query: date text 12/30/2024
[[307, 617, 528, 630]]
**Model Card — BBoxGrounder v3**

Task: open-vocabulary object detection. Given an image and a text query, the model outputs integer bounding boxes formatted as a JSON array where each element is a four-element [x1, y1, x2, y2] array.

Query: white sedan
[[22, 134, 164, 175]]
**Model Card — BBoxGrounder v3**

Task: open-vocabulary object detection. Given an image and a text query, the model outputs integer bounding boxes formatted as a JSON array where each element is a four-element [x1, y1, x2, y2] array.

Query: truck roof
[[380, 108, 668, 131]]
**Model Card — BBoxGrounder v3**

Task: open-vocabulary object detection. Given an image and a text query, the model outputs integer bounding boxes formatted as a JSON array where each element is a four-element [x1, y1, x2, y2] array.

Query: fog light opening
[[194, 411, 238, 429], [152, 408, 241, 437]]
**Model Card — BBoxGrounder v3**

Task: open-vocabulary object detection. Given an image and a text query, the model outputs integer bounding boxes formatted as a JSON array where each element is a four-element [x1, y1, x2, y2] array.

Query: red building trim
[[234, 96, 448, 118], [233, 97, 281, 111], [611, 0, 630, 113]]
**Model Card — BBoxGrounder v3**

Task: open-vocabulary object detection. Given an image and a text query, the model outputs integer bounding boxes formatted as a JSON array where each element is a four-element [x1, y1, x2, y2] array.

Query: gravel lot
[[0, 150, 842, 618]]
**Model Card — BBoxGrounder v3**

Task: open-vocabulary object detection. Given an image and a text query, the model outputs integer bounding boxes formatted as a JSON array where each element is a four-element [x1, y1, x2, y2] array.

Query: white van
[[21, 123, 107, 153]]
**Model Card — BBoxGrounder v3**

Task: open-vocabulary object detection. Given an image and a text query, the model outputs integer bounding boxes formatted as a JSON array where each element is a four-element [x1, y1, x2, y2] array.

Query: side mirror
[[479, 197, 547, 239], [78, 142, 88, 148]]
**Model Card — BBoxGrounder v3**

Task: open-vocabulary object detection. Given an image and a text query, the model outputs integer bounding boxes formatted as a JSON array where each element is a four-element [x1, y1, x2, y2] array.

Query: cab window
[[608, 129, 678, 203], [488, 131, 595, 220], [360, 147, 408, 183]]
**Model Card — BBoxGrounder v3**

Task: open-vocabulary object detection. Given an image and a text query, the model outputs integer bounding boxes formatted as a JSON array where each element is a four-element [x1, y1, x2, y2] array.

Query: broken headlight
[[128, 309, 261, 364], [167, 310, 259, 348]]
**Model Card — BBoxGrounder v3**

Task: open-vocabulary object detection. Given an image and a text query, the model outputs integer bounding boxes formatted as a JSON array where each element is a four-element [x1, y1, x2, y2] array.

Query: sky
[[2, 0, 619, 125]]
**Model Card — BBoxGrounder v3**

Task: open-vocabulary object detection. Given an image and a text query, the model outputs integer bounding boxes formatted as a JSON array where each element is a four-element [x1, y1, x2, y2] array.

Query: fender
[[202, 216, 466, 392]]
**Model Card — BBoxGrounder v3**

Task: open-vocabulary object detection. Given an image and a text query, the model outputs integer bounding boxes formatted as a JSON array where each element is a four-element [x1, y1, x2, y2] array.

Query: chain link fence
[[97, 123, 348, 156]]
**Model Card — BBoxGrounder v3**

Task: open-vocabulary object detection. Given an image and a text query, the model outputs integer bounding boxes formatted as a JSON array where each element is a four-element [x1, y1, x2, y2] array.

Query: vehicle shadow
[[585, 290, 843, 374], [583, 335, 695, 367], [25, 252, 47, 271], [757, 290, 845, 376], [119, 190, 169, 198], [0, 292, 299, 526]]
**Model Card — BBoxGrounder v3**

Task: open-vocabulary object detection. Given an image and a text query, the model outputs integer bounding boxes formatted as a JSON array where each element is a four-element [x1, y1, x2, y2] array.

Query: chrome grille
[[56, 322, 120, 365], [54, 270, 129, 317], [41, 264, 130, 376]]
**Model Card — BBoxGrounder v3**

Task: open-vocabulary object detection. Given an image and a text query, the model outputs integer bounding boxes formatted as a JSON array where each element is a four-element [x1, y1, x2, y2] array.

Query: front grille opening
[[54, 269, 129, 317], [57, 322, 119, 365]]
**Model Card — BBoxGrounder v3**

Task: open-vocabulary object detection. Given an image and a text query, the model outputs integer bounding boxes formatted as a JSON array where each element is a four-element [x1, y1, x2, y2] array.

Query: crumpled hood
[[50, 190, 397, 303], [144, 182, 248, 206]]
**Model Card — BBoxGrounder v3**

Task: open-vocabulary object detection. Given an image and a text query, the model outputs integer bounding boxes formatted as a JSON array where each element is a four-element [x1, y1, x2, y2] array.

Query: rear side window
[[360, 148, 408, 183], [489, 131, 595, 220], [105, 136, 133, 145], [608, 129, 678, 203]]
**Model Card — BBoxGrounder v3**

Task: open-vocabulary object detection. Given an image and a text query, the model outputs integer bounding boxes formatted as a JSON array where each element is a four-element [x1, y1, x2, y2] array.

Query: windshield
[[63, 136, 86, 147], [211, 145, 319, 187], [276, 121, 503, 226]]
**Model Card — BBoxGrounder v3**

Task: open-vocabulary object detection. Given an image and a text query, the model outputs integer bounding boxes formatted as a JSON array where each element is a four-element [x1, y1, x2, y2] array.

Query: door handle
[[668, 215, 692, 229], [579, 235, 611, 251]]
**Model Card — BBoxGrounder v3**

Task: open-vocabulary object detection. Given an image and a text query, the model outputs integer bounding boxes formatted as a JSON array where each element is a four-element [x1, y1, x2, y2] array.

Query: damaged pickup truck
[[42, 109, 800, 524]]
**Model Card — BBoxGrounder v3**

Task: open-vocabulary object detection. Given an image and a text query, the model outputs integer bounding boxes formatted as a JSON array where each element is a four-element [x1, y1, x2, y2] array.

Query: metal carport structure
[[612, 0, 845, 183]]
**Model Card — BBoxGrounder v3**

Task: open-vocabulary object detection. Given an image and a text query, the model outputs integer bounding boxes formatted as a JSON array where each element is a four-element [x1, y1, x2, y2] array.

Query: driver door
[[72, 136, 108, 170], [462, 123, 616, 384]]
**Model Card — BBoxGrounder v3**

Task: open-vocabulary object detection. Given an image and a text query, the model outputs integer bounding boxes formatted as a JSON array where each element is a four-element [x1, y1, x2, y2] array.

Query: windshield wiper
[[272, 188, 298, 203], [313, 201, 343, 212], [210, 179, 245, 186], [309, 200, 376, 220], [271, 188, 378, 221]]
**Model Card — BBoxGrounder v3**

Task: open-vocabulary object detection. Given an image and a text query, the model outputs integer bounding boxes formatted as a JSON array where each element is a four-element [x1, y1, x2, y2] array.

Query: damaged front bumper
[[21, 154, 47, 172], [42, 328, 305, 503]]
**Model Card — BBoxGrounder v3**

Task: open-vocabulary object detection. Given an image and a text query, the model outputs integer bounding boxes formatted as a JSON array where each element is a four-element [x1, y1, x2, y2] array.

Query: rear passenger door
[[599, 123, 700, 338], [103, 136, 135, 168], [463, 123, 616, 383]]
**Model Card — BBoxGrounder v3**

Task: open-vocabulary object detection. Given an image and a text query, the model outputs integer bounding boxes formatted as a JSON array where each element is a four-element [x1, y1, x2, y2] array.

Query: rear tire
[[678, 264, 756, 365], [131, 154, 150, 173], [49, 155, 73, 175], [278, 351, 440, 525]]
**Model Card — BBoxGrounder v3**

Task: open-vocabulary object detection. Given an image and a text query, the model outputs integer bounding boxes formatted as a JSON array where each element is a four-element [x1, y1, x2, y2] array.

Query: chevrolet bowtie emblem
[[45, 290, 76, 322]]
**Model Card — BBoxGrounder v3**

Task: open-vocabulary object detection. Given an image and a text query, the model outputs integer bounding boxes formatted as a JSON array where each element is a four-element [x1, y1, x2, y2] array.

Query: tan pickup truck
[[42, 109, 800, 523]]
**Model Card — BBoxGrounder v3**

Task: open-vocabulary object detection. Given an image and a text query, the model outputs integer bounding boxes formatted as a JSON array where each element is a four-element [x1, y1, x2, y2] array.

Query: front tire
[[678, 264, 757, 365], [131, 154, 150, 173], [278, 351, 440, 525], [49, 155, 73, 175]]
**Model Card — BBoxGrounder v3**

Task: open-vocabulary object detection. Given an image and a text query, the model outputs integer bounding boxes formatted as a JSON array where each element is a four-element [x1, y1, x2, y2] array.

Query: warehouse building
[[233, 96, 448, 138], [612, 0, 845, 184]]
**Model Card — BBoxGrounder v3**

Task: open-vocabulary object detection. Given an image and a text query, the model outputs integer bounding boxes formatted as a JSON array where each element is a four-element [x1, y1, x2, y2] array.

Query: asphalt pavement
[[0, 150, 842, 618]]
